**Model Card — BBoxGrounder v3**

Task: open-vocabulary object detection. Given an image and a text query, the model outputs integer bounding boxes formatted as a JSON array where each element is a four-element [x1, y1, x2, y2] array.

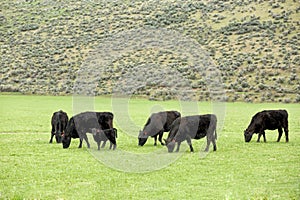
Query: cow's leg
[[262, 131, 267, 142], [158, 131, 165, 145], [101, 140, 107, 148], [186, 137, 194, 152], [49, 132, 54, 143], [49, 125, 55, 143], [153, 135, 158, 146], [283, 124, 289, 142], [112, 142, 117, 150], [82, 133, 90, 148], [78, 138, 83, 148], [206, 128, 217, 152], [109, 142, 116, 150], [205, 136, 211, 152], [97, 141, 101, 150], [257, 132, 262, 142], [175, 141, 181, 152], [277, 128, 283, 142], [212, 132, 217, 151]]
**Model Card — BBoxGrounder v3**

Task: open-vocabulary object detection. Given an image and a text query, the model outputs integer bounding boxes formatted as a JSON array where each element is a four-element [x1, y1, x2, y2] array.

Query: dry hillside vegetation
[[0, 0, 299, 102]]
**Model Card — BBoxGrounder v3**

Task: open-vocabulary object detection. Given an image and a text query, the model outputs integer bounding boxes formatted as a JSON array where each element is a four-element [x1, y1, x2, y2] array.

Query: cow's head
[[62, 134, 71, 148], [164, 138, 175, 153], [164, 138, 176, 153], [62, 121, 73, 148], [138, 130, 148, 146], [244, 130, 253, 142]]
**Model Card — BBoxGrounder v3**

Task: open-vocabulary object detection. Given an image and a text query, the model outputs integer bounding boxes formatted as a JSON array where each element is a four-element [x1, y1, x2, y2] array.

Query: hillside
[[0, 0, 299, 102]]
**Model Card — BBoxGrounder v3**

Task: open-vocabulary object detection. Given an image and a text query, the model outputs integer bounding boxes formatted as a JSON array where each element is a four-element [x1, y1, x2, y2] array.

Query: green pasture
[[0, 94, 299, 199]]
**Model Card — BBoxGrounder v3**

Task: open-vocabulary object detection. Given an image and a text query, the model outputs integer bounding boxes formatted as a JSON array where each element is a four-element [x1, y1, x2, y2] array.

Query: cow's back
[[73, 111, 113, 131], [198, 114, 216, 127], [176, 115, 201, 139], [268, 109, 288, 121], [143, 112, 166, 134], [196, 114, 217, 138], [96, 112, 114, 129], [248, 109, 288, 131], [264, 110, 288, 128], [164, 111, 181, 131], [59, 110, 69, 124], [169, 114, 216, 141]]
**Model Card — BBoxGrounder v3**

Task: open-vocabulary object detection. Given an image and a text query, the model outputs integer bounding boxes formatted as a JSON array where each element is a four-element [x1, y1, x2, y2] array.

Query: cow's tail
[[212, 115, 217, 140], [55, 113, 60, 134], [58, 115, 62, 134]]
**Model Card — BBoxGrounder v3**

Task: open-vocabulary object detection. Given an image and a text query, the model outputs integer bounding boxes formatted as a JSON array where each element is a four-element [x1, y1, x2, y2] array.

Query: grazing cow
[[244, 110, 289, 143], [138, 111, 181, 146], [62, 111, 116, 149], [164, 114, 217, 153], [91, 128, 118, 150], [49, 110, 68, 143]]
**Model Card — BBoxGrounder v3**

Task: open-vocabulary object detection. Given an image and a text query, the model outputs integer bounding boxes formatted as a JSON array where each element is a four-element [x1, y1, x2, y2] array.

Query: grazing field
[[0, 94, 299, 199]]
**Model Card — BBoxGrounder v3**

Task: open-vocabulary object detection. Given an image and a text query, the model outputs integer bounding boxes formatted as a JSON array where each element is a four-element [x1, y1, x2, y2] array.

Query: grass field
[[0, 94, 299, 199]]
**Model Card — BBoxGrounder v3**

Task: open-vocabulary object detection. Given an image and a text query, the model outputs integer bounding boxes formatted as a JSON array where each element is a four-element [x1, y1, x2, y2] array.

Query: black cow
[[49, 110, 68, 143], [62, 111, 116, 149], [164, 114, 217, 153], [244, 110, 289, 143], [91, 128, 118, 150], [138, 111, 181, 146]]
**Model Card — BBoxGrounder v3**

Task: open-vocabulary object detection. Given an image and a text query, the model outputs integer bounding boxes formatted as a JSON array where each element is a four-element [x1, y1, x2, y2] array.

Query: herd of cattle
[[50, 109, 289, 152]]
